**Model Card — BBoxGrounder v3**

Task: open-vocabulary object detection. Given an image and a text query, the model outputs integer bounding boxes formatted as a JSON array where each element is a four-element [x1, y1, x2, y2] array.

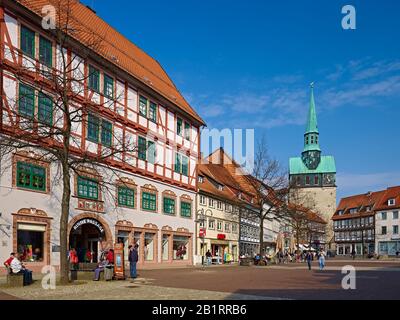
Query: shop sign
[[199, 228, 206, 238], [217, 234, 226, 240], [72, 218, 105, 235]]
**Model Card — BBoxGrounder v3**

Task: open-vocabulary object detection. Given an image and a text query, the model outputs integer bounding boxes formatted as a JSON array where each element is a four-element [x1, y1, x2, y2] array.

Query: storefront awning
[[211, 240, 230, 245]]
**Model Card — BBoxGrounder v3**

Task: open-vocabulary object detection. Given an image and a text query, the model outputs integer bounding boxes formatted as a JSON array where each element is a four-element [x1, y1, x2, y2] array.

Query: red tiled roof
[[332, 186, 400, 220], [15, 0, 205, 125]]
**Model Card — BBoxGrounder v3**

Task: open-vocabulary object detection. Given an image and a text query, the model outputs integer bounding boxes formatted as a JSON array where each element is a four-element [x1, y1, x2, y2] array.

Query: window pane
[[139, 96, 147, 116], [182, 156, 188, 176], [39, 36, 52, 67], [184, 122, 190, 140], [142, 192, 156, 211], [19, 84, 35, 118], [16, 162, 46, 191], [118, 187, 134, 208], [147, 141, 155, 164], [103, 74, 114, 99], [101, 120, 112, 147], [149, 102, 157, 122], [138, 136, 147, 160], [38, 93, 53, 125], [163, 197, 175, 214], [177, 118, 182, 136], [174, 153, 181, 173], [88, 65, 100, 92], [87, 114, 100, 142], [181, 202, 191, 217], [77, 176, 99, 199], [21, 26, 35, 57]]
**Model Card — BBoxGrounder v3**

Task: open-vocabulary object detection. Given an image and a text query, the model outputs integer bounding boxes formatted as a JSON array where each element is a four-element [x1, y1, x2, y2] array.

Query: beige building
[[195, 164, 240, 264]]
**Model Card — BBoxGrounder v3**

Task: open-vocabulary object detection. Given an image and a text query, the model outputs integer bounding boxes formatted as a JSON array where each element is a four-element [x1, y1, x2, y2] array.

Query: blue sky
[[82, 0, 400, 201]]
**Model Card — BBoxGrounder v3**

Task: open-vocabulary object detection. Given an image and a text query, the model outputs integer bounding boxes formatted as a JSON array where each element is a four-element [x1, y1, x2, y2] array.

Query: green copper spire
[[303, 83, 321, 153], [306, 82, 318, 134]]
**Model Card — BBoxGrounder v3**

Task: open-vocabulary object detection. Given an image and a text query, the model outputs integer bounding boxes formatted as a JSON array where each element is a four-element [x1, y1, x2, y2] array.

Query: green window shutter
[[103, 74, 114, 99], [88, 65, 100, 92], [142, 192, 157, 211], [77, 176, 99, 200], [139, 96, 148, 117], [184, 122, 190, 140], [138, 136, 147, 160], [16, 162, 46, 191], [118, 187, 135, 208], [20, 26, 35, 57], [87, 114, 100, 143], [174, 153, 181, 173], [149, 102, 157, 122], [18, 83, 35, 119], [181, 202, 192, 217], [39, 36, 52, 67], [163, 197, 175, 215], [182, 156, 189, 176], [101, 120, 112, 147], [38, 92, 53, 125], [147, 141, 155, 164], [177, 118, 183, 136]]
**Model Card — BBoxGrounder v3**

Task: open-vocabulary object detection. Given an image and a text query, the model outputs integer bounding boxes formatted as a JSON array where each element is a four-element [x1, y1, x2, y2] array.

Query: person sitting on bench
[[3, 252, 16, 274], [10, 253, 33, 285]]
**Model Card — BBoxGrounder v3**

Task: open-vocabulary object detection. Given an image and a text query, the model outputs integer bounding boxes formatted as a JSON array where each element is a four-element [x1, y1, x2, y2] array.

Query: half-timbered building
[[0, 0, 205, 271]]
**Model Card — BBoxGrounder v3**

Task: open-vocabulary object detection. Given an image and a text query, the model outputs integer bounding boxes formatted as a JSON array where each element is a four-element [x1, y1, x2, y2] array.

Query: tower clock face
[[302, 151, 321, 170]]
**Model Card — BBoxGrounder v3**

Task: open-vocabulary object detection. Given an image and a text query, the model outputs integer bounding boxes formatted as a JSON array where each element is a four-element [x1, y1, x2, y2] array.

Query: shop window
[[142, 192, 157, 211], [118, 186, 135, 208], [133, 232, 141, 258], [77, 176, 99, 200], [162, 234, 169, 261], [17, 223, 46, 262], [20, 25, 35, 57], [180, 202, 192, 218], [173, 236, 189, 260], [38, 92, 53, 126], [19, 83, 35, 119], [163, 197, 175, 215], [16, 161, 46, 191], [144, 233, 154, 261], [103, 74, 114, 99], [39, 35, 52, 67], [88, 65, 100, 92]]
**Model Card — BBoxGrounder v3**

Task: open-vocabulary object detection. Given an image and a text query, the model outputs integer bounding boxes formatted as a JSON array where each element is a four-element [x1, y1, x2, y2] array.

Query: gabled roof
[[332, 187, 400, 220], [15, 0, 205, 125], [288, 203, 327, 224]]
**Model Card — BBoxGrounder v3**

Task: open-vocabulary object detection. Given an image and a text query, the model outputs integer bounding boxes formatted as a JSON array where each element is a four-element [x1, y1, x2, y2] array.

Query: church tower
[[289, 84, 337, 247]]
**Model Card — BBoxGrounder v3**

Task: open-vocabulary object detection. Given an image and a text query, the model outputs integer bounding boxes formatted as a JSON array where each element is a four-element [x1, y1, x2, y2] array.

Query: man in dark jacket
[[128, 244, 139, 279]]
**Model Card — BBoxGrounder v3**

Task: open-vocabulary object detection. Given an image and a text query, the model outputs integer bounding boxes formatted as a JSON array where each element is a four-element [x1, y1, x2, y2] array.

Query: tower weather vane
[[310, 82, 314, 88]]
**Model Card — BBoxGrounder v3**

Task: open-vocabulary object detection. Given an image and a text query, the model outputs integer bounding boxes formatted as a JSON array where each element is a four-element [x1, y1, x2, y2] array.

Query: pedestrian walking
[[318, 249, 326, 270], [128, 244, 139, 279], [205, 250, 212, 265], [351, 249, 356, 260], [306, 251, 312, 270]]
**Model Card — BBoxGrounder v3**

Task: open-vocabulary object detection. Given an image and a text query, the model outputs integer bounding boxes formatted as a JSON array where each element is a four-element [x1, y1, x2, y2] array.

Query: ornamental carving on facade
[[17, 208, 48, 217]]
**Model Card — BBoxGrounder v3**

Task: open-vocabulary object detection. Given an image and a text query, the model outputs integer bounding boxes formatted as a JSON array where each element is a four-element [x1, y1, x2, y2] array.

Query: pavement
[[1, 259, 399, 300]]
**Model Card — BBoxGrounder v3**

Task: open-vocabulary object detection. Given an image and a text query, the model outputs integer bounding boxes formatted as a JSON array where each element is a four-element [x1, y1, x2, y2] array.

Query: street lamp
[[196, 208, 211, 269]]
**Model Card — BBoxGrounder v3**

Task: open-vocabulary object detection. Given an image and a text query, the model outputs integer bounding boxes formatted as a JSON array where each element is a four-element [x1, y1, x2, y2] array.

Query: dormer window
[[349, 208, 358, 214], [338, 210, 344, 215], [198, 176, 204, 183], [388, 199, 395, 206], [218, 184, 223, 191]]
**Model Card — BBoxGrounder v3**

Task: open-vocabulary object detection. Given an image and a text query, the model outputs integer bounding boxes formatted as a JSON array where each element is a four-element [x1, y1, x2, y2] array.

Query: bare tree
[[239, 137, 289, 256], [0, 1, 141, 283]]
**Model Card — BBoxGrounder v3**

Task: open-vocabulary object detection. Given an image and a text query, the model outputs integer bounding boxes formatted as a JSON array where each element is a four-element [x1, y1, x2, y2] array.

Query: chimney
[[219, 147, 224, 165]]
